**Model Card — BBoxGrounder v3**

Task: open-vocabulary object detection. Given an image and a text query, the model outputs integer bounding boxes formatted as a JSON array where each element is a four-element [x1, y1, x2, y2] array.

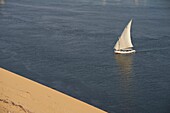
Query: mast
[[114, 19, 134, 50]]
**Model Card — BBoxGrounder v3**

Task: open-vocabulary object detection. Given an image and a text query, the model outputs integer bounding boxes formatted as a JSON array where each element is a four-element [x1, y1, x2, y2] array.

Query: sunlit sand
[[0, 68, 107, 113]]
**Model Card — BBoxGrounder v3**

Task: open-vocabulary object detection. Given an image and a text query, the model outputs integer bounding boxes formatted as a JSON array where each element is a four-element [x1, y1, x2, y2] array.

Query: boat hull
[[114, 50, 136, 54]]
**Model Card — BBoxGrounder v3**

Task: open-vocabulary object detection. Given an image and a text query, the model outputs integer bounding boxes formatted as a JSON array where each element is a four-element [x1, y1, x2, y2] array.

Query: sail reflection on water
[[102, 0, 106, 6], [114, 54, 136, 111], [115, 54, 134, 77], [0, 0, 5, 5], [114, 54, 135, 94]]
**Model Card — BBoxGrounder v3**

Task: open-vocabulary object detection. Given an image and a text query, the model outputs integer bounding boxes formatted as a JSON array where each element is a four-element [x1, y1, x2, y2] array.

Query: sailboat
[[114, 19, 136, 54]]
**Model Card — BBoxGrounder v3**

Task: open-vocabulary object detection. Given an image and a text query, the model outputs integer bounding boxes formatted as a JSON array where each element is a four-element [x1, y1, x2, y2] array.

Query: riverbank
[[0, 68, 107, 113]]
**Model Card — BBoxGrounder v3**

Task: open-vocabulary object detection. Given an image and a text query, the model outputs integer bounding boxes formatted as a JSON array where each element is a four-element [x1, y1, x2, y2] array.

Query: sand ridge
[[0, 68, 107, 113]]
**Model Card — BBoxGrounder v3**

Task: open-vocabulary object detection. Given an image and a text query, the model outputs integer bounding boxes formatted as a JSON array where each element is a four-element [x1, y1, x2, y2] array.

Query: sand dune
[[0, 68, 107, 113]]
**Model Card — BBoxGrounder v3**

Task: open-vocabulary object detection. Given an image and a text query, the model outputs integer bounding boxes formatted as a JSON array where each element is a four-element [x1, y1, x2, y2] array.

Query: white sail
[[114, 20, 133, 50]]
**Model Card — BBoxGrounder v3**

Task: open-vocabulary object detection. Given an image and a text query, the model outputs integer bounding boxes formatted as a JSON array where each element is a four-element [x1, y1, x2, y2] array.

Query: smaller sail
[[114, 19, 134, 50]]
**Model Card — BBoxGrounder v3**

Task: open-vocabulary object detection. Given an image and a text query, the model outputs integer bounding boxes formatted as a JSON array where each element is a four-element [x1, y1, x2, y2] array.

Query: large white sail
[[114, 20, 133, 50]]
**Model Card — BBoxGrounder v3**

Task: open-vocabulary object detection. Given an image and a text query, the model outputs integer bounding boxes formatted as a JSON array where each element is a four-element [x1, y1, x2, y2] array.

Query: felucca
[[114, 19, 136, 54]]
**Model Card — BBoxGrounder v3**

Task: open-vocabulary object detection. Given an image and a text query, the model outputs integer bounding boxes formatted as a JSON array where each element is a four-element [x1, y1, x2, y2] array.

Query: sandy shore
[[0, 68, 107, 113]]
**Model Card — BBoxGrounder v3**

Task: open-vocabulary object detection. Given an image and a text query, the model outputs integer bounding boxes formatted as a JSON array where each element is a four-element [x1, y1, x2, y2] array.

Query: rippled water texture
[[0, 0, 170, 113]]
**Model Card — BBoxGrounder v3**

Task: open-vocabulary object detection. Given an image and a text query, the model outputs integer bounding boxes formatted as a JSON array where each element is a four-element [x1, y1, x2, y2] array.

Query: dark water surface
[[0, 0, 170, 113]]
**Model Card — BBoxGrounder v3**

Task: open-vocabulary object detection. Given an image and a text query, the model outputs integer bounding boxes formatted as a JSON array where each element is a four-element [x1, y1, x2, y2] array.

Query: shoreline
[[0, 68, 107, 113]]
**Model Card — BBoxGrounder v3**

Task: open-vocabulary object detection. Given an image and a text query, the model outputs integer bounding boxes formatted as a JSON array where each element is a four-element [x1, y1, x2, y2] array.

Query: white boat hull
[[114, 49, 136, 54]]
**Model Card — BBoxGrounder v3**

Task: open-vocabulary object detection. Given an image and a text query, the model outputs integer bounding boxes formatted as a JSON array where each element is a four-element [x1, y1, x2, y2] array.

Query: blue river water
[[0, 0, 170, 113]]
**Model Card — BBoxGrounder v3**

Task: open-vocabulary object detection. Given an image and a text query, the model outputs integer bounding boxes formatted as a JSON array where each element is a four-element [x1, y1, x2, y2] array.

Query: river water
[[0, 0, 170, 113]]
